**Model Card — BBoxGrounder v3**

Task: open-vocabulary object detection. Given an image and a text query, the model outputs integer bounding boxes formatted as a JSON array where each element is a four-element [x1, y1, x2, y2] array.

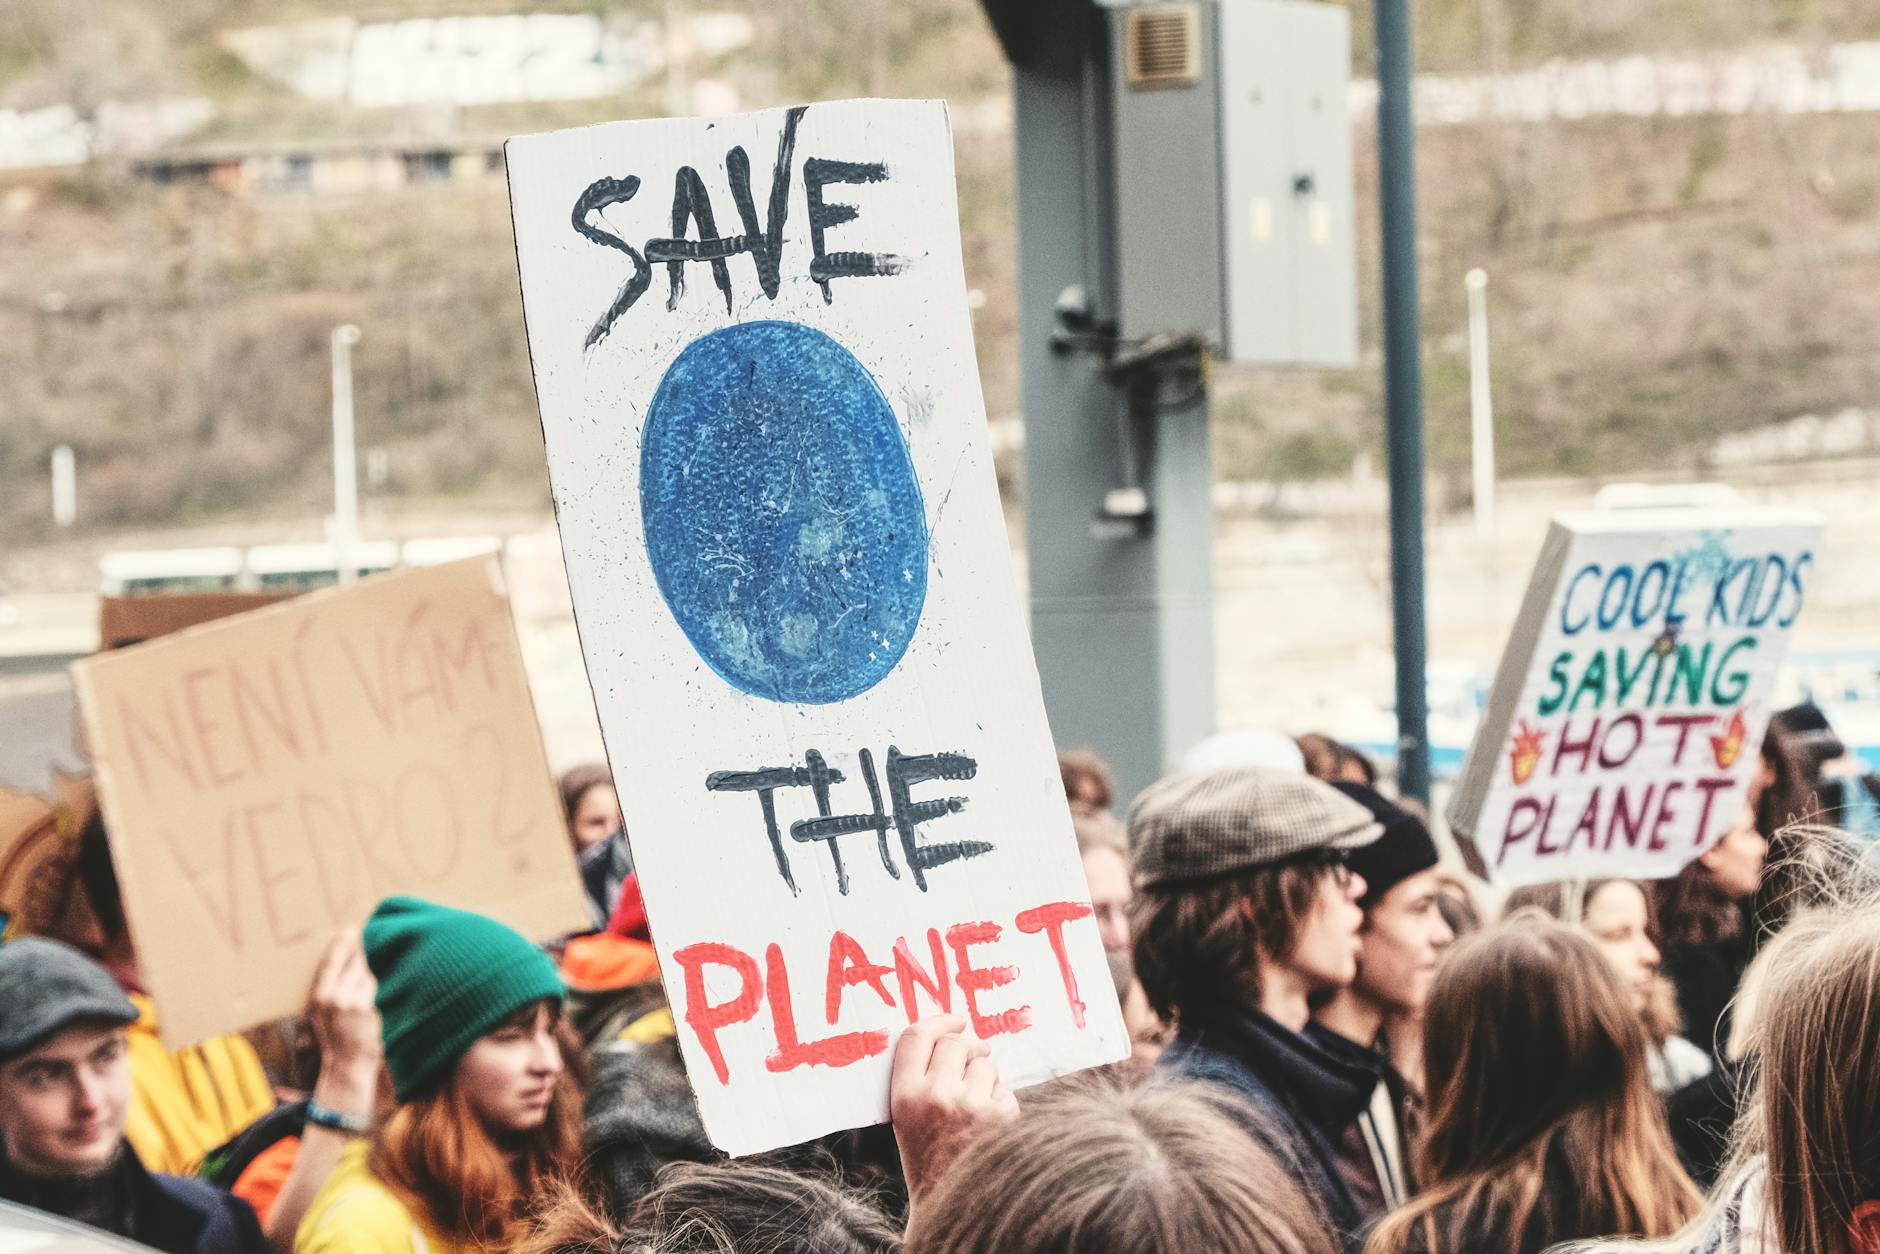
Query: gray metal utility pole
[[1374, 0, 1432, 803], [987, 3, 1216, 807]]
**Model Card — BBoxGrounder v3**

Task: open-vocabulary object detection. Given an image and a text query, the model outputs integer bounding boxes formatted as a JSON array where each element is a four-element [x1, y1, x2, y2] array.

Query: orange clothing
[[231, 1135, 301, 1228], [559, 933, 660, 991], [123, 993, 276, 1175]]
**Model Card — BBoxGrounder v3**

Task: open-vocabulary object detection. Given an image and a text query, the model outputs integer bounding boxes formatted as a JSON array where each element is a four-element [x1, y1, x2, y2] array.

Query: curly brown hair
[[1129, 862, 1324, 1024]]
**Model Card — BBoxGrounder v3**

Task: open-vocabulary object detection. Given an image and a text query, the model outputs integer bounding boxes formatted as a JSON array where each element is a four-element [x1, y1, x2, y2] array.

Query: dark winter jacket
[[1308, 1022, 1414, 1221], [585, 1033, 716, 1214], [0, 1139, 266, 1254], [1668, 1055, 1748, 1188], [1661, 931, 1752, 1059], [1158, 1005, 1383, 1239]]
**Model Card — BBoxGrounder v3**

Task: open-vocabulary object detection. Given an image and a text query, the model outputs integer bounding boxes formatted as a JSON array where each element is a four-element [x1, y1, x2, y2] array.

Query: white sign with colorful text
[[507, 99, 1127, 1154], [1450, 508, 1823, 886]]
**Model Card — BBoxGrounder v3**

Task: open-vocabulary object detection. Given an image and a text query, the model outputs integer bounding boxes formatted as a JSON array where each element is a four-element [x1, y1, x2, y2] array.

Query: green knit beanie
[[363, 896, 565, 1102]]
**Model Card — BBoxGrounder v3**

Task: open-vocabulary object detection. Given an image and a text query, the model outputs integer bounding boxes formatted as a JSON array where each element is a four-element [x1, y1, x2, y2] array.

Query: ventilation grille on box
[[1126, 4, 1200, 89]]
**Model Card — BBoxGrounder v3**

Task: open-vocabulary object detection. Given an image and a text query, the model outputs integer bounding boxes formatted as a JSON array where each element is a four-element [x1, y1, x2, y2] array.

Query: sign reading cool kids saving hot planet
[[506, 99, 1128, 1155], [1449, 506, 1824, 889]]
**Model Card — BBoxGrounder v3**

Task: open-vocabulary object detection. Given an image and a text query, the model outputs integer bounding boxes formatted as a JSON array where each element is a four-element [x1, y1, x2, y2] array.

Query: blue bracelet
[[305, 1101, 371, 1136]]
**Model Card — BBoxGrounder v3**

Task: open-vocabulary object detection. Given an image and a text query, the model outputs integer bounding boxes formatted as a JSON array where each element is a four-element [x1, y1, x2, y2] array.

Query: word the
[[673, 901, 1095, 1084], [1536, 636, 1755, 716], [1558, 550, 1810, 637], [707, 745, 987, 896], [574, 105, 909, 346]]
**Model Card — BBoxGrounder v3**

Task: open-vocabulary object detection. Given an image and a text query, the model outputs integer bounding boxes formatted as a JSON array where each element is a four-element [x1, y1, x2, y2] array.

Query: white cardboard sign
[[1448, 508, 1823, 886], [507, 99, 1128, 1155]]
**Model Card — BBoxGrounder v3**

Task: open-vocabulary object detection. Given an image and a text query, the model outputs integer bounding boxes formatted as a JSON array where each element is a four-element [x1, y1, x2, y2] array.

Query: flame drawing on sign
[[1711, 711, 1747, 769], [1510, 721, 1546, 785]]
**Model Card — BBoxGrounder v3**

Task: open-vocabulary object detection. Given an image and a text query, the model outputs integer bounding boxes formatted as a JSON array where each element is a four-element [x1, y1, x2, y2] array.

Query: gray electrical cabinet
[[1110, 0, 1358, 367]]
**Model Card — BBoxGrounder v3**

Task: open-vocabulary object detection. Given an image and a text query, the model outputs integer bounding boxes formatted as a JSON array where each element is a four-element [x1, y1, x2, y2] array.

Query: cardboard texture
[[99, 592, 295, 651], [507, 98, 1128, 1155], [71, 556, 591, 1047], [1448, 507, 1823, 886]]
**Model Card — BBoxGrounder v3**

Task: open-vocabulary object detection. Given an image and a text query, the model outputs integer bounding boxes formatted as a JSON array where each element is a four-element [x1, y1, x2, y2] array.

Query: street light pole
[[1375, 0, 1431, 803], [331, 324, 362, 586]]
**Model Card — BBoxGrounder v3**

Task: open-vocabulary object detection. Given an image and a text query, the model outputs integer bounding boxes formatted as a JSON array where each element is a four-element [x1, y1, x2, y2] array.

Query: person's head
[[903, 1073, 1337, 1254], [1364, 916, 1699, 1254], [364, 897, 582, 1244], [1746, 906, 1880, 1254], [1559, 834, 1880, 1254], [1433, 873, 1484, 940], [1504, 879, 1662, 1015], [1333, 784, 1453, 1017], [1128, 768, 1379, 1025], [1333, 744, 1379, 786], [0, 938, 140, 1179], [523, 1160, 901, 1254], [1700, 799, 1771, 903], [1072, 808, 1131, 955], [1178, 727, 1307, 775], [1058, 749, 1114, 818], [561, 764, 623, 853], [1296, 732, 1343, 781], [1656, 749, 1786, 949]]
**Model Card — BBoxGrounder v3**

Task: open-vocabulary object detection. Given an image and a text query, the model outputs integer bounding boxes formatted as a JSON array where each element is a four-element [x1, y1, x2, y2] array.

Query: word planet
[[640, 320, 928, 705]]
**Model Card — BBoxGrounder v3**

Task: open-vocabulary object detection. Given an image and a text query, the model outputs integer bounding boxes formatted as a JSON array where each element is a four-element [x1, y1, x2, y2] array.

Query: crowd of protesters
[[4, 708, 1879, 1253]]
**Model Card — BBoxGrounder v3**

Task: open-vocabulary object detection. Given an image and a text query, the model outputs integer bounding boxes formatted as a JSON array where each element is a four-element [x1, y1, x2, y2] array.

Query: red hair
[[371, 1009, 586, 1246]]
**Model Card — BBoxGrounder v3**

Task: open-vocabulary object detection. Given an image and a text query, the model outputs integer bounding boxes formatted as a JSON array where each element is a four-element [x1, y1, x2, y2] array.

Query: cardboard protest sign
[[507, 98, 1128, 1154], [1449, 507, 1823, 886], [72, 556, 589, 1047]]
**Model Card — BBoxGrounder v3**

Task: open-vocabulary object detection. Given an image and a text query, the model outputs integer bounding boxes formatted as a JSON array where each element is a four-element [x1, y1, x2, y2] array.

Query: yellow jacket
[[124, 993, 275, 1175], [294, 1142, 473, 1254]]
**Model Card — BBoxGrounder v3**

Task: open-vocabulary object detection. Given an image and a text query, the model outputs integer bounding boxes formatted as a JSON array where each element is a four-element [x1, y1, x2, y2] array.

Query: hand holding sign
[[890, 1013, 1019, 1214]]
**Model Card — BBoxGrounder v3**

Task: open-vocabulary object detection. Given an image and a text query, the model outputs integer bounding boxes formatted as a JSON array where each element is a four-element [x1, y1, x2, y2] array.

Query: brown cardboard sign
[[72, 556, 590, 1047]]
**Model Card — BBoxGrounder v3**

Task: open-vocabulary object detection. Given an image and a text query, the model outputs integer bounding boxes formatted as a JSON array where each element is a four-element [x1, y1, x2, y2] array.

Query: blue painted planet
[[639, 320, 929, 705]]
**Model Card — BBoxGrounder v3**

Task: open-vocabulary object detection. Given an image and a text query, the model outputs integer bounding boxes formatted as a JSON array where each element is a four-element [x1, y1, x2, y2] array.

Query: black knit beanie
[[1331, 782, 1441, 908]]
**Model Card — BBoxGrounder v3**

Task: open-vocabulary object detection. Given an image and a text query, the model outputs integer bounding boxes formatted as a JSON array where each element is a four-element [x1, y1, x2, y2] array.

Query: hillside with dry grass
[[3, 0, 1879, 544]]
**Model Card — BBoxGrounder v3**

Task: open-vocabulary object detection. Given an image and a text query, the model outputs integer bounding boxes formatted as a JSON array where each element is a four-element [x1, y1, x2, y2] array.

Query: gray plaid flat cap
[[0, 937, 138, 1061], [1127, 767, 1383, 888]]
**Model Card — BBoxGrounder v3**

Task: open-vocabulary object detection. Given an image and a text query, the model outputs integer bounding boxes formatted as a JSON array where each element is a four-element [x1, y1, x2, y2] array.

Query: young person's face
[[1080, 846, 1133, 955], [1287, 857, 1369, 992], [1354, 868, 1454, 1016], [1581, 880, 1659, 1012], [0, 1023, 130, 1177], [570, 784, 623, 852], [456, 1002, 564, 1136], [1700, 802, 1769, 902]]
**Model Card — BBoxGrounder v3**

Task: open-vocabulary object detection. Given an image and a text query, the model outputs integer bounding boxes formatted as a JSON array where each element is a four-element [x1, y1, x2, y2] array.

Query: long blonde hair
[[1748, 907, 1880, 1253], [1565, 827, 1880, 1254]]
